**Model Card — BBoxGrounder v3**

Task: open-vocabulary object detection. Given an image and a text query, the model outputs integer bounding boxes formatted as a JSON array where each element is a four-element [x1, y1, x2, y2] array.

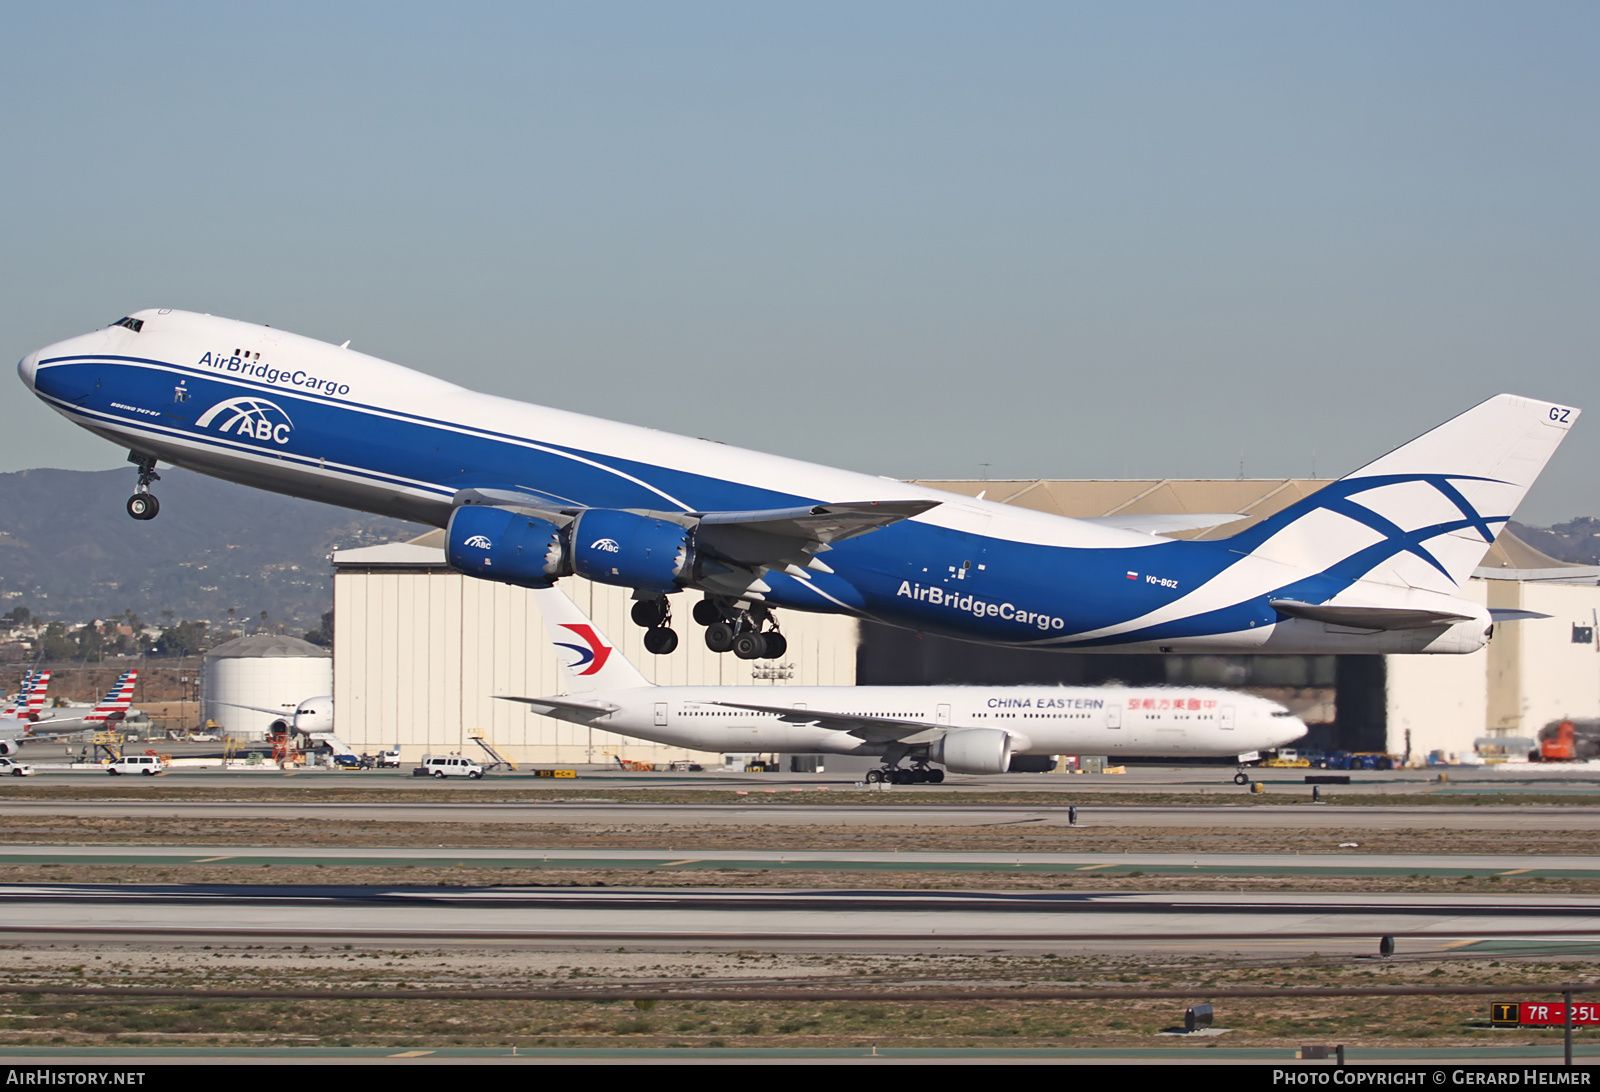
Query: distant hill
[[1507, 518, 1600, 566], [0, 467, 425, 629]]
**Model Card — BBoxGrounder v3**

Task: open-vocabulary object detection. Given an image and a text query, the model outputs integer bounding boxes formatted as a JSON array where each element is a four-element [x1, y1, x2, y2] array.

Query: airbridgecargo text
[[197, 352, 351, 398], [896, 581, 1064, 631]]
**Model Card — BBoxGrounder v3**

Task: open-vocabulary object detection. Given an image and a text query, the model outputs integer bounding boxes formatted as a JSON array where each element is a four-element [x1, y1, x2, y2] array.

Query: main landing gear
[[125, 452, 160, 521], [628, 593, 789, 660], [630, 596, 679, 655], [865, 765, 944, 786], [695, 596, 787, 660]]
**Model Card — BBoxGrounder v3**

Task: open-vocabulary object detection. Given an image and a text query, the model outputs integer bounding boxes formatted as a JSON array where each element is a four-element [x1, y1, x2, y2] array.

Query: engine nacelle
[[0, 739, 19, 757], [446, 505, 568, 589], [930, 728, 1013, 775], [570, 509, 693, 592]]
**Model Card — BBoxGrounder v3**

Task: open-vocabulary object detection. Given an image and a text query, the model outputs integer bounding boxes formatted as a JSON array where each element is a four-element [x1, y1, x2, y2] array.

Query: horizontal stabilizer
[[1080, 513, 1245, 535], [1269, 600, 1475, 631], [1488, 608, 1553, 623], [497, 695, 619, 724]]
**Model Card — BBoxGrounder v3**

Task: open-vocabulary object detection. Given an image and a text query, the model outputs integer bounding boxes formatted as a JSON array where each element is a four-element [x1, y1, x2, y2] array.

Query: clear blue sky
[[4, 2, 1596, 523]]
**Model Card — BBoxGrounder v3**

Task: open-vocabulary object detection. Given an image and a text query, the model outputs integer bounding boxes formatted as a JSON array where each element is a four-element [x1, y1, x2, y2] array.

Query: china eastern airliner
[[17, 310, 1577, 660], [498, 586, 1307, 783]]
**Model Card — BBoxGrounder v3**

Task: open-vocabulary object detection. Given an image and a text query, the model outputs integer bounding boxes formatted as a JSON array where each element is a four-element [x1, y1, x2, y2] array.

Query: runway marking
[[662, 860, 701, 867], [1076, 864, 1116, 871], [191, 856, 235, 863], [1440, 939, 1482, 949], [1497, 868, 1533, 875], [388, 1050, 435, 1057]]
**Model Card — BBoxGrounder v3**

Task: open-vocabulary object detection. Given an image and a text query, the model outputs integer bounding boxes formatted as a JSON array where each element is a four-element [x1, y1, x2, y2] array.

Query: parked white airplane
[[498, 588, 1308, 783], [0, 670, 139, 754], [19, 310, 1577, 661]]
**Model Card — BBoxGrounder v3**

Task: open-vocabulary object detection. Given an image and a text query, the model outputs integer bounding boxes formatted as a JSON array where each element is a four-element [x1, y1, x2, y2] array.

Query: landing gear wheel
[[692, 599, 722, 627], [631, 598, 668, 628], [733, 632, 766, 660], [761, 632, 787, 659], [864, 769, 884, 784], [126, 494, 159, 520], [927, 768, 945, 784], [643, 627, 679, 655], [1233, 772, 1250, 785], [705, 622, 735, 653]]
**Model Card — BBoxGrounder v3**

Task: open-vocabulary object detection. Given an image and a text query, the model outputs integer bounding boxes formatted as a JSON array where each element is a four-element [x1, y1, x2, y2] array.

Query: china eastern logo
[[555, 623, 612, 676], [195, 397, 294, 445]]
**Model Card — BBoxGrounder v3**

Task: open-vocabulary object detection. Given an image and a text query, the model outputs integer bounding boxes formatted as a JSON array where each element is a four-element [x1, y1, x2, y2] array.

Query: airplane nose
[[17, 351, 37, 392]]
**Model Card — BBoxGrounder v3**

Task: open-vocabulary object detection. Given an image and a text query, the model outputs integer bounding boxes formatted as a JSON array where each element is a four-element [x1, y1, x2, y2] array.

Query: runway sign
[[1492, 1002, 1600, 1026]]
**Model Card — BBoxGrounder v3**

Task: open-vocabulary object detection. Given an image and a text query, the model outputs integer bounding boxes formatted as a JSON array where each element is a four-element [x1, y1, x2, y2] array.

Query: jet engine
[[446, 505, 569, 589], [447, 503, 694, 594], [930, 728, 1013, 775], [0, 739, 20, 757], [568, 509, 693, 592]]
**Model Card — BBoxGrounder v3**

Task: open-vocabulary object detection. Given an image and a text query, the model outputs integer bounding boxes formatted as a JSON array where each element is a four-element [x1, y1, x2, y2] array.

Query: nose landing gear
[[125, 452, 161, 521]]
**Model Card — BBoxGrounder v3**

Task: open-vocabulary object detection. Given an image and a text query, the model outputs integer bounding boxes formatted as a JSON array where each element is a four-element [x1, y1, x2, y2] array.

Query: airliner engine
[[445, 505, 568, 588], [930, 728, 1013, 775], [446, 505, 692, 593]]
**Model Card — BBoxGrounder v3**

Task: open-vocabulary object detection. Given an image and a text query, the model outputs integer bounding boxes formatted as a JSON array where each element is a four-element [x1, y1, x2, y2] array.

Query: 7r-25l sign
[[1493, 1002, 1600, 1026]]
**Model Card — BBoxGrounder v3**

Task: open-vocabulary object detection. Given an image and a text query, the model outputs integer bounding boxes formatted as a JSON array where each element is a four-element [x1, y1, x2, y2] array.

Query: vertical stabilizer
[[1230, 394, 1580, 594], [533, 586, 652, 694], [88, 670, 137, 721]]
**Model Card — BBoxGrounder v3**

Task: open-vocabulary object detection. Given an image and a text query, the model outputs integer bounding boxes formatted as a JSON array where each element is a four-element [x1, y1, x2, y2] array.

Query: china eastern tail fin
[[532, 586, 652, 693], [1229, 394, 1580, 594]]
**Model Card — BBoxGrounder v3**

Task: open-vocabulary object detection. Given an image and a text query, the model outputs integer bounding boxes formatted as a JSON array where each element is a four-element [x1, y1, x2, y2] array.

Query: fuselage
[[560, 684, 1305, 759], [19, 309, 1498, 654]]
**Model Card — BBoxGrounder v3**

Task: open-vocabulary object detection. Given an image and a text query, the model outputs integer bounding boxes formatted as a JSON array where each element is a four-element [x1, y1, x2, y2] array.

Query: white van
[[107, 755, 165, 776], [414, 755, 484, 779]]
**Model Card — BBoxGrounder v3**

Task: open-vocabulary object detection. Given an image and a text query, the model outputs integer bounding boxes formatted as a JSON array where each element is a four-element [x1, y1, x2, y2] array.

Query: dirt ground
[[0, 944, 1590, 1049]]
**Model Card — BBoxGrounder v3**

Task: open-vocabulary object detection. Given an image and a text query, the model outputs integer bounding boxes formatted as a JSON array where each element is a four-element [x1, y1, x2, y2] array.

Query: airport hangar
[[320, 478, 1600, 768]]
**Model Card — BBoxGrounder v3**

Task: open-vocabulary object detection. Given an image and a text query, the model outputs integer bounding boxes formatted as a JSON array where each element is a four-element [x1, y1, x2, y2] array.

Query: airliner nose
[[17, 351, 37, 392]]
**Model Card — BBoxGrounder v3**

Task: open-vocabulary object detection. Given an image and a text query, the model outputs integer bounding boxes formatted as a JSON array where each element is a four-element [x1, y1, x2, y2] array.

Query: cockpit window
[[110, 317, 144, 333]]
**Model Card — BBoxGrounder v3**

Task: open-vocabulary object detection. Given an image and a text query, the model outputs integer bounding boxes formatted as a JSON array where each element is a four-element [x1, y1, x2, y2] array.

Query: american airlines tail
[[5, 671, 51, 719], [1226, 394, 1578, 594], [87, 670, 138, 721], [532, 590, 651, 694]]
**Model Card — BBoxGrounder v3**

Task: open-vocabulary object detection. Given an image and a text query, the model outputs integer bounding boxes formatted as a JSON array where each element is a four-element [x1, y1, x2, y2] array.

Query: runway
[[5, 798, 1600, 830], [1, 842, 1599, 879], [0, 883, 1596, 955]]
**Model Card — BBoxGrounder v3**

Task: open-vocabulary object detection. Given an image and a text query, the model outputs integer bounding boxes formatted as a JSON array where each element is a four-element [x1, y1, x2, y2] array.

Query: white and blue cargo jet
[[18, 310, 1578, 660]]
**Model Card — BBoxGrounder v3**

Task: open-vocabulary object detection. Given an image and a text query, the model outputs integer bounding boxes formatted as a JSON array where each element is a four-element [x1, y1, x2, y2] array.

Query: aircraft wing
[[497, 695, 620, 725], [1269, 600, 1477, 631], [454, 489, 940, 598], [700, 700, 945, 744], [1079, 513, 1246, 535], [210, 700, 302, 718]]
